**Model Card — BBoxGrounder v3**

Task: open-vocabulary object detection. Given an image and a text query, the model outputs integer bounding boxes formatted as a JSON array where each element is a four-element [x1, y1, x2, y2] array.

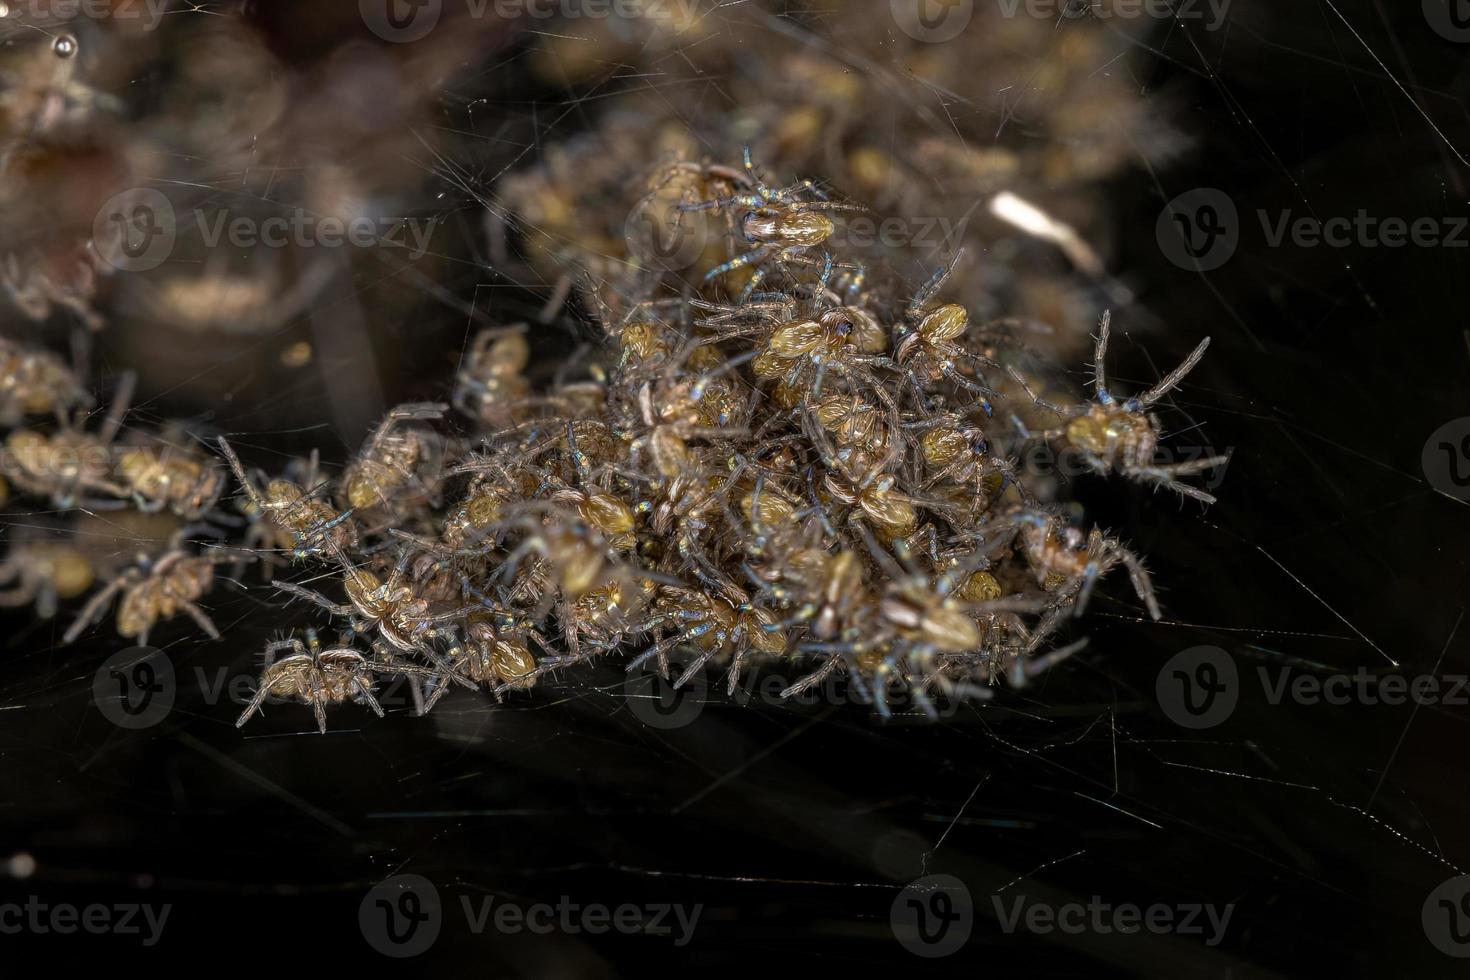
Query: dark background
[[2, 1, 1469, 975]]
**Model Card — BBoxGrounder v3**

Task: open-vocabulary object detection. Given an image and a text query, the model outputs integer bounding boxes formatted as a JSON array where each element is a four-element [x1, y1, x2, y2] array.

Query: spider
[[2, 372, 134, 509], [1010, 312, 1228, 503], [236, 629, 435, 734], [0, 540, 94, 619], [62, 535, 243, 645], [893, 255, 999, 414], [0, 336, 91, 426], [798, 535, 1035, 718], [452, 326, 531, 426], [341, 402, 447, 514], [115, 435, 225, 519], [910, 411, 1026, 514], [217, 437, 358, 563], [626, 585, 786, 692], [270, 546, 478, 690], [676, 147, 865, 286], [1004, 507, 1161, 621], [418, 610, 542, 712]]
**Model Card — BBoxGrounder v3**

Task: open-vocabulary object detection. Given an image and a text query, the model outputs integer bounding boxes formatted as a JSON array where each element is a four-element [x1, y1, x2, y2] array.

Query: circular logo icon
[[1156, 188, 1239, 272], [624, 655, 707, 730], [360, 874, 442, 957], [890, 873, 972, 957], [1422, 418, 1470, 501], [92, 647, 174, 730], [1156, 645, 1238, 729], [360, 0, 442, 43], [891, 0, 974, 43], [93, 188, 176, 273], [1424, 0, 1470, 42], [624, 204, 708, 274], [1423, 874, 1470, 957]]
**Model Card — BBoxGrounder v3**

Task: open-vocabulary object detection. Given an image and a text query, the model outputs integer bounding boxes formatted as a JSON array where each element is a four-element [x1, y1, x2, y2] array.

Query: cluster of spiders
[[0, 149, 1225, 732]]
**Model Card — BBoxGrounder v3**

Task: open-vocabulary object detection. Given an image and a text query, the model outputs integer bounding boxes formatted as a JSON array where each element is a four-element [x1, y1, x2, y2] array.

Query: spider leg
[[1115, 545, 1162, 620], [271, 579, 355, 616], [779, 651, 842, 699], [236, 683, 271, 728], [1008, 637, 1089, 688], [307, 670, 328, 734], [703, 245, 772, 282], [1136, 336, 1212, 409], [351, 676, 385, 718], [61, 573, 132, 644], [177, 598, 221, 640]]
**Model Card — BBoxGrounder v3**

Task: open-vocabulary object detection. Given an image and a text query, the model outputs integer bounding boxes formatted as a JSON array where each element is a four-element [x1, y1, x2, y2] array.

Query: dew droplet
[[53, 34, 77, 59]]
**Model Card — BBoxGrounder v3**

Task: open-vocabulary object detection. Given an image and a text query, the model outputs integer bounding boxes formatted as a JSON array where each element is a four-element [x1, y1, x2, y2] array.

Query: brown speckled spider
[[62, 535, 244, 645], [1010, 312, 1228, 503], [676, 147, 864, 286], [236, 628, 434, 734]]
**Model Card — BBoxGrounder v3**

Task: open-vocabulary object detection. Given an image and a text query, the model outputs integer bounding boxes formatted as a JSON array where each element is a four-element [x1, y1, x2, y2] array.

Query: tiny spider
[[626, 585, 786, 691], [676, 147, 864, 285], [452, 326, 531, 426], [2, 372, 134, 509], [0, 336, 91, 425], [0, 540, 94, 619], [894, 255, 999, 413], [1006, 508, 1161, 620], [419, 610, 542, 712], [115, 434, 225, 519], [217, 437, 358, 562], [62, 535, 243, 645], [236, 628, 435, 734], [1010, 312, 1228, 503], [270, 546, 478, 689], [341, 402, 447, 514]]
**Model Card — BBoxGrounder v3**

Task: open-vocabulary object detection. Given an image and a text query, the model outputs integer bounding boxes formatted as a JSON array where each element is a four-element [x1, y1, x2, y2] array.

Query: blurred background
[[0, 0, 1467, 974]]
